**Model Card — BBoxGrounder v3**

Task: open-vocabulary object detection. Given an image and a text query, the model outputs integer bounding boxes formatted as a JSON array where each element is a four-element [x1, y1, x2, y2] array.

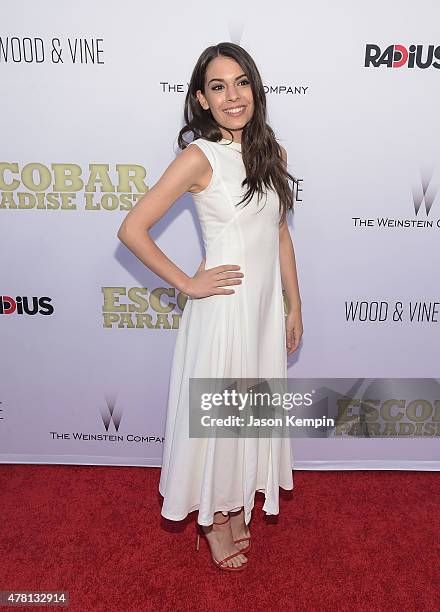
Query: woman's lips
[[223, 106, 246, 117]]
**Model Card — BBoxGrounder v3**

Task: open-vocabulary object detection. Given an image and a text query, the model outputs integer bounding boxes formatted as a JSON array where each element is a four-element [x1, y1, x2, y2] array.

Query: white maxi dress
[[158, 137, 294, 526]]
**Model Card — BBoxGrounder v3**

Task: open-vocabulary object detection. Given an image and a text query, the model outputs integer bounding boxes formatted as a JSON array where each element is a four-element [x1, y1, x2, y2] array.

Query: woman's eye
[[211, 79, 249, 91]]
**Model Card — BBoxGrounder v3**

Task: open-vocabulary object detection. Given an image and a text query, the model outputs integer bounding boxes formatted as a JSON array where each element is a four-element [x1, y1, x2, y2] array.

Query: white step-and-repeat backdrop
[[1, 1, 439, 470]]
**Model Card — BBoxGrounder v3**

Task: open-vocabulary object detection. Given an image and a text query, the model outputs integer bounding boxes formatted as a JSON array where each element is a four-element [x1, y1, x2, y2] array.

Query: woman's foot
[[229, 507, 251, 551], [201, 512, 248, 569]]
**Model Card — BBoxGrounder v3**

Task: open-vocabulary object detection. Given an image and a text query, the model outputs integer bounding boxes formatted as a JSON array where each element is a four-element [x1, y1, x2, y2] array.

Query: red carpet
[[0, 466, 438, 611]]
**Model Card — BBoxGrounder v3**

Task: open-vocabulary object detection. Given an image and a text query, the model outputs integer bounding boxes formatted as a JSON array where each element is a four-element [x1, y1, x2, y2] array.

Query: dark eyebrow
[[207, 73, 248, 86]]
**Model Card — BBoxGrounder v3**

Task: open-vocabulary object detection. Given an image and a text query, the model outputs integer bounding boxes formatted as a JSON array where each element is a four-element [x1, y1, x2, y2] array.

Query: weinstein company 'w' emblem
[[412, 168, 438, 216], [101, 394, 122, 432]]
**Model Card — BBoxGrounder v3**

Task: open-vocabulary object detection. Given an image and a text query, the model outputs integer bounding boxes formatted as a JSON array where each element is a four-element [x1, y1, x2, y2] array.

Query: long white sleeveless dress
[[158, 137, 294, 526]]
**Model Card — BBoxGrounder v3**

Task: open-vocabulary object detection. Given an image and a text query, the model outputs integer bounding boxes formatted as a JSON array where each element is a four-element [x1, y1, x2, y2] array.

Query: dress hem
[[159, 481, 294, 525]]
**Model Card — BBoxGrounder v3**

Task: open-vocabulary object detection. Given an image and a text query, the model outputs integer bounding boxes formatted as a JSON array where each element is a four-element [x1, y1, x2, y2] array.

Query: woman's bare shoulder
[[176, 142, 212, 194]]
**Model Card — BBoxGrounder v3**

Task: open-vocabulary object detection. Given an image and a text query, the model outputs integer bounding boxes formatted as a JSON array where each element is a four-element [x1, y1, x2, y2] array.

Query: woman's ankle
[[201, 511, 229, 532], [229, 507, 244, 516]]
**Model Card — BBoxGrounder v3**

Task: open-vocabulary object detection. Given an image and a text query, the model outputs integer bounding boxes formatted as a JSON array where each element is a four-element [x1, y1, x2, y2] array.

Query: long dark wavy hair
[[177, 42, 298, 226]]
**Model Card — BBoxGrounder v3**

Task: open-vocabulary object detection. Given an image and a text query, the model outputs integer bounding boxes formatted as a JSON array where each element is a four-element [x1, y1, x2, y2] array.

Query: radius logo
[[364, 44, 440, 69], [0, 294, 53, 315]]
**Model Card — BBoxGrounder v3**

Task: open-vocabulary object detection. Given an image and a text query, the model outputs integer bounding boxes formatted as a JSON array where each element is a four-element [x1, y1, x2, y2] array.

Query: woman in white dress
[[117, 42, 303, 571]]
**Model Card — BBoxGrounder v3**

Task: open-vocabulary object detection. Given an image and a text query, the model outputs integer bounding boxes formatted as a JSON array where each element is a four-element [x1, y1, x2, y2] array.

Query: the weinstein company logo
[[352, 167, 440, 230], [98, 396, 164, 443], [101, 395, 122, 432], [364, 44, 440, 69], [413, 169, 436, 216], [50, 394, 164, 444]]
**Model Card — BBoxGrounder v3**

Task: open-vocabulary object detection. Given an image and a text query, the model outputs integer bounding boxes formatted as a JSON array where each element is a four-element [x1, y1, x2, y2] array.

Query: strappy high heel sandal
[[233, 534, 251, 555], [195, 514, 248, 572], [230, 508, 251, 554]]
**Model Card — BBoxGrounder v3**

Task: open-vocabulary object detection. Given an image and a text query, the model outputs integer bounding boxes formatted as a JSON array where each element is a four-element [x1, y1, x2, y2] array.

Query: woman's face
[[196, 55, 254, 141]]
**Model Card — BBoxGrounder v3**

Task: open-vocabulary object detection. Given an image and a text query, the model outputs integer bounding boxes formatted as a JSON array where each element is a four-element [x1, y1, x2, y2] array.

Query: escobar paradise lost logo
[[102, 288, 290, 329], [0, 163, 147, 211], [102, 287, 188, 329]]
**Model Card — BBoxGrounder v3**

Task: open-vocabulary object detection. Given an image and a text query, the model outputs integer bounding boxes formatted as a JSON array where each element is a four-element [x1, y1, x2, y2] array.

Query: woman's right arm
[[117, 145, 204, 293], [116, 145, 243, 298]]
